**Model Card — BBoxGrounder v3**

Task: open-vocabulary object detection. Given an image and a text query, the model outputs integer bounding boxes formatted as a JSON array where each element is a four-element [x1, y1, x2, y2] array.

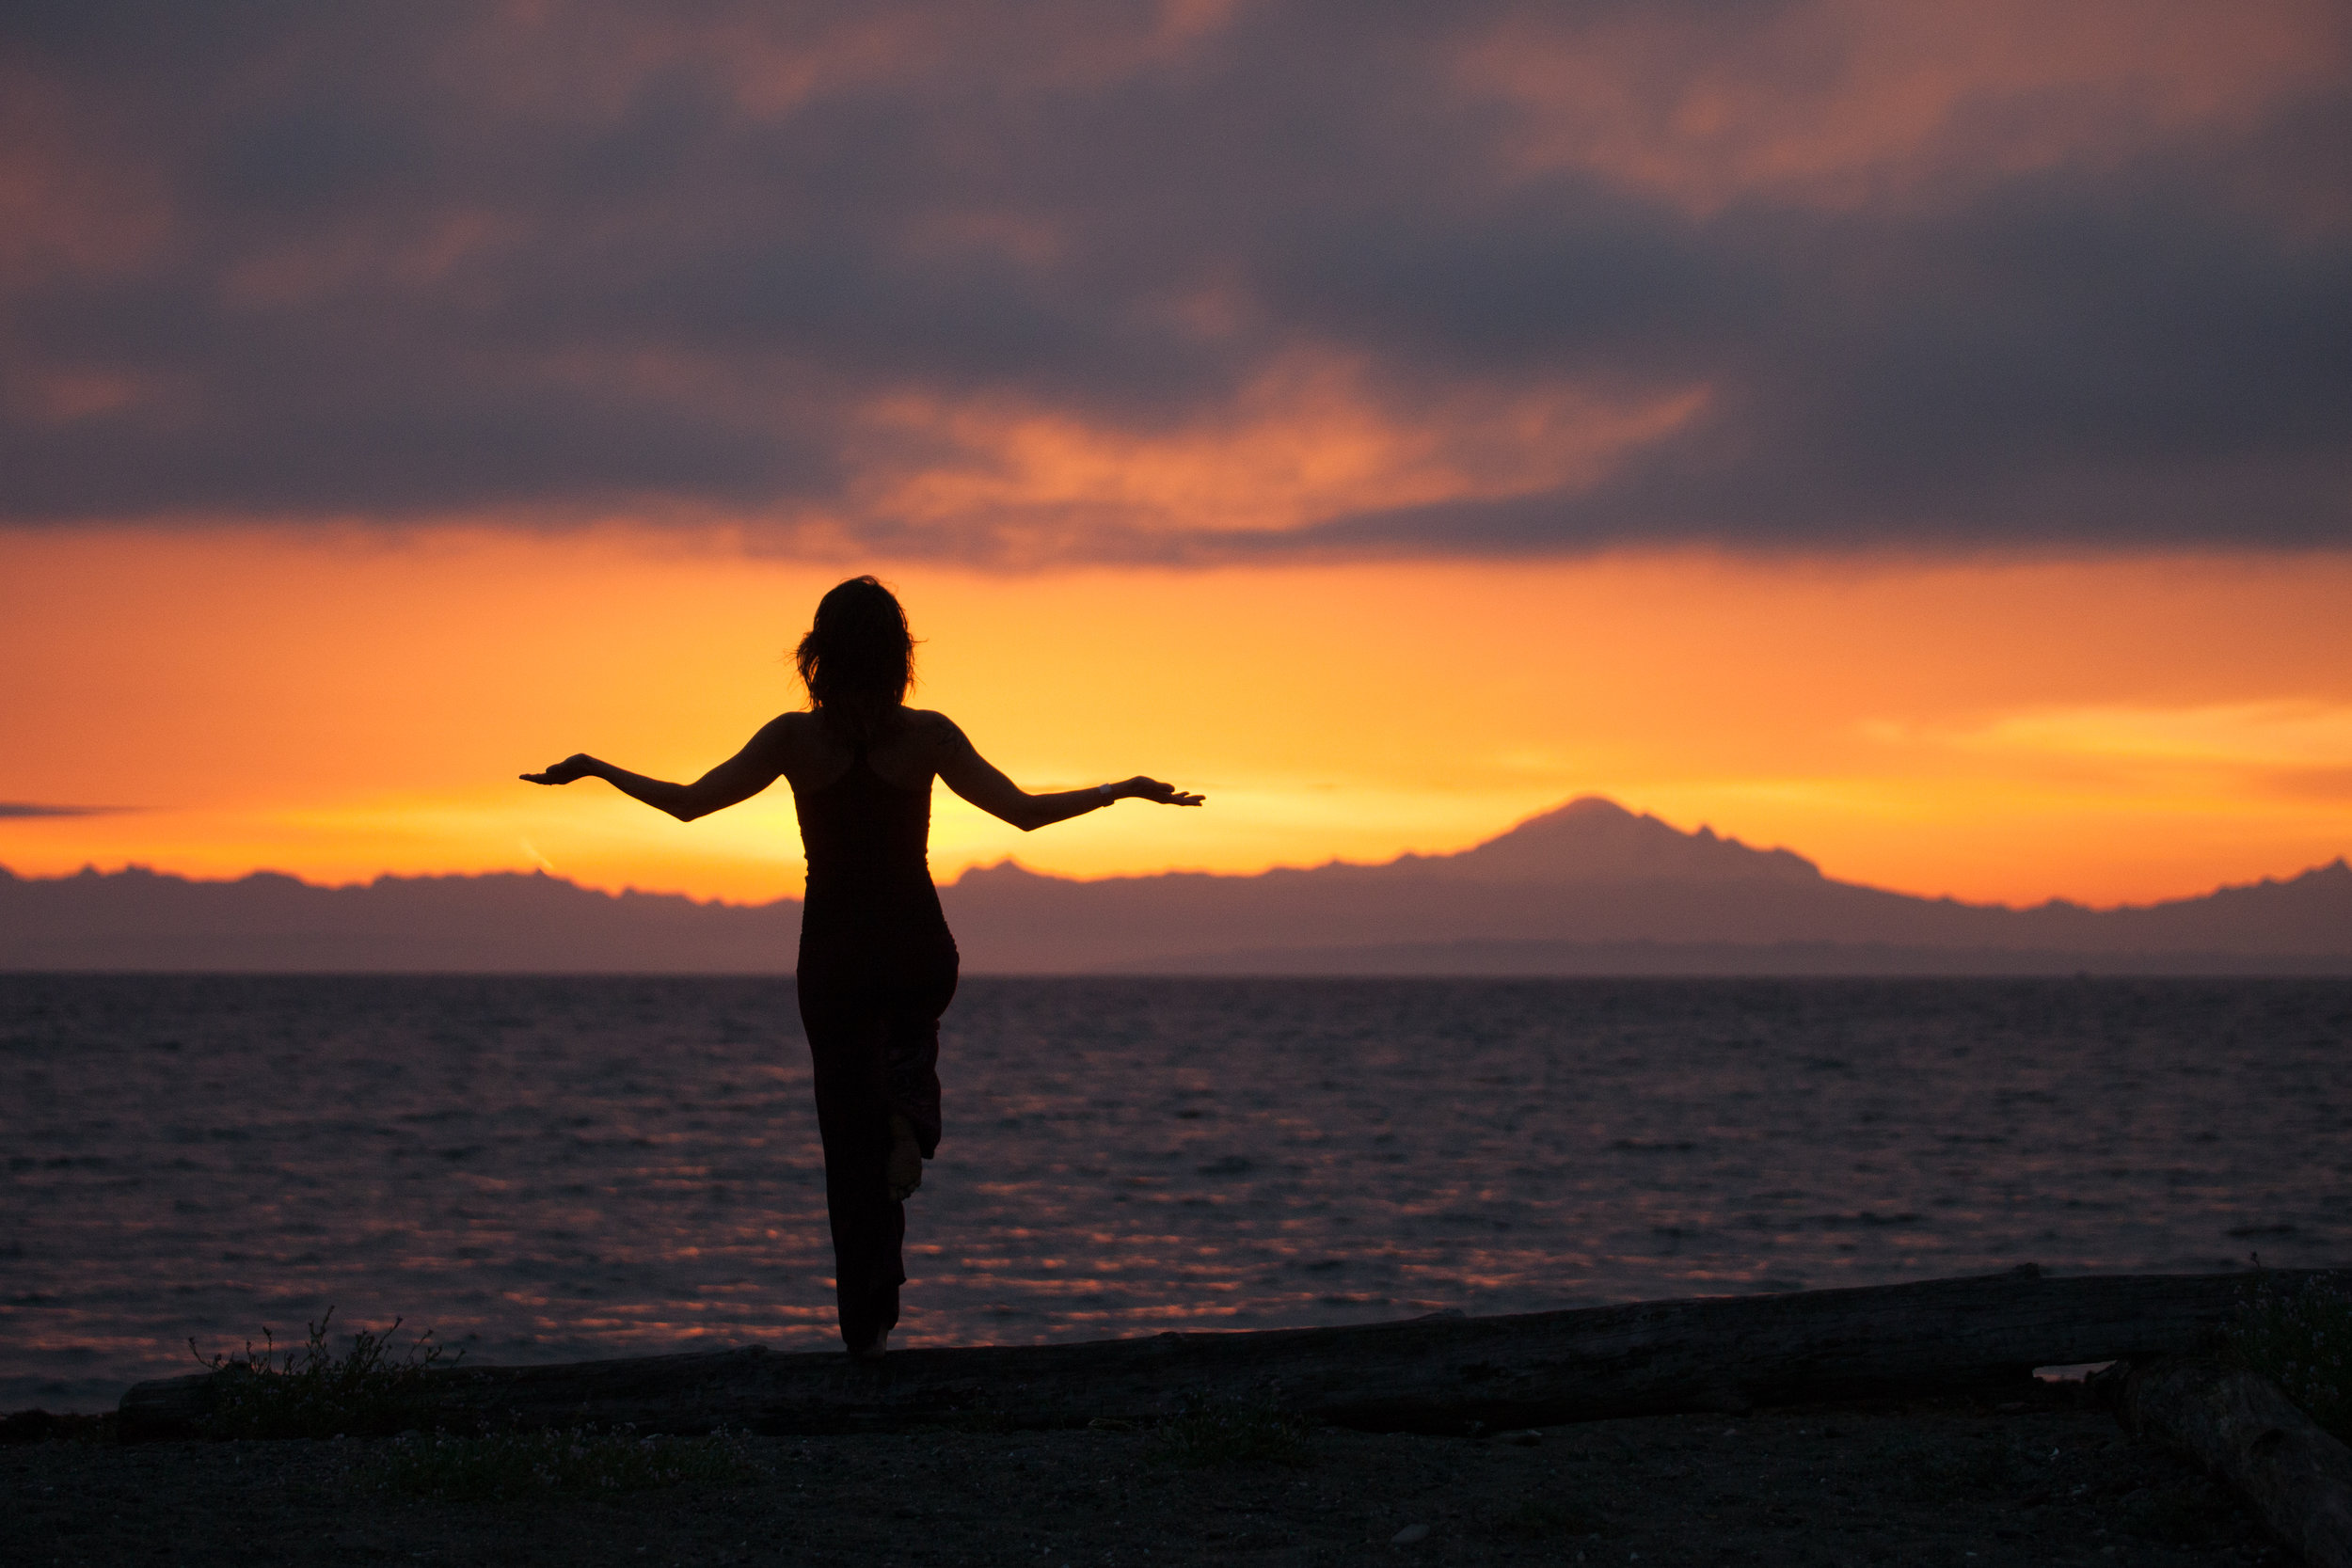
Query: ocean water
[[3, 974, 2348, 1411]]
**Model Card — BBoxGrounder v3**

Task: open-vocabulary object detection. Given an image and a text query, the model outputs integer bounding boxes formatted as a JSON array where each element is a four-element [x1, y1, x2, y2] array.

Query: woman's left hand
[[1112, 776, 1204, 807]]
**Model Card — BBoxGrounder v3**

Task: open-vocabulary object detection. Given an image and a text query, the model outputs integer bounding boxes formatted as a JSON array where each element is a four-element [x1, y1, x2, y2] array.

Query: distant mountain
[[0, 863, 801, 973], [3, 797, 2346, 974], [934, 798, 2352, 973]]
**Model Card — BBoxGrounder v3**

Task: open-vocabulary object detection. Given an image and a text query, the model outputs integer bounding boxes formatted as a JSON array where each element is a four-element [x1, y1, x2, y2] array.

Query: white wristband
[[1096, 783, 1115, 800]]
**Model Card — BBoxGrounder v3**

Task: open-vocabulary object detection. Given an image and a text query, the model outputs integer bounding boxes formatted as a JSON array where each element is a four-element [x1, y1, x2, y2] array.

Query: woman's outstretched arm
[[521, 718, 789, 822], [934, 718, 1201, 832]]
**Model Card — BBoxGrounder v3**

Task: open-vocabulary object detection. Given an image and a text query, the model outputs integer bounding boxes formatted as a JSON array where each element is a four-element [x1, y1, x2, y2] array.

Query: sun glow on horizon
[[2, 528, 2347, 910]]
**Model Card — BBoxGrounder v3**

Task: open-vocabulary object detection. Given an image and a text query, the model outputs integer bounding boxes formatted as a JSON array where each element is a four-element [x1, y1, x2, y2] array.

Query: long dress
[[792, 726, 960, 1351]]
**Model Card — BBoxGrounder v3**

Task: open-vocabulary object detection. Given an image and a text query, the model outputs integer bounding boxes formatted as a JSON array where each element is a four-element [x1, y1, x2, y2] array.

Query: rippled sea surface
[[5, 974, 2348, 1409]]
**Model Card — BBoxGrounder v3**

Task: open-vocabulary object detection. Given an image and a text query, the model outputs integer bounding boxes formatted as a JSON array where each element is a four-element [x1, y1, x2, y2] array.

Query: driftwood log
[[119, 1265, 2319, 1442], [2118, 1357, 2352, 1568]]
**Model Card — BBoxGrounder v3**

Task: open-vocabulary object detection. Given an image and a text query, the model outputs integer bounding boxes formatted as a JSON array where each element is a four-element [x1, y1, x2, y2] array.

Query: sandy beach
[[1, 1381, 2288, 1568]]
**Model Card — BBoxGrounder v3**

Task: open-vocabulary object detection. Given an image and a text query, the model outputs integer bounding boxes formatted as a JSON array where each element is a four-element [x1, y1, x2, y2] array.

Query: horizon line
[[8, 843, 2345, 920]]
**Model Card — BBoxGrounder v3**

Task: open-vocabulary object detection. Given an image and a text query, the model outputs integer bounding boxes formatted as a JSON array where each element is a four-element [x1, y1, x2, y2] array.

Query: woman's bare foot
[[850, 1328, 889, 1362], [885, 1113, 922, 1203]]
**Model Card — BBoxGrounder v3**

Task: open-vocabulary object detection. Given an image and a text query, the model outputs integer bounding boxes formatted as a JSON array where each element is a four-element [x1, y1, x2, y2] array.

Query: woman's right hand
[[520, 753, 598, 786]]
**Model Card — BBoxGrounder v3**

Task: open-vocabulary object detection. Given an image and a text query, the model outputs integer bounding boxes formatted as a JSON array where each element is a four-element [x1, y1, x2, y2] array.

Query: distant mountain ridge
[[1394, 796, 1829, 885], [3, 796, 2346, 974]]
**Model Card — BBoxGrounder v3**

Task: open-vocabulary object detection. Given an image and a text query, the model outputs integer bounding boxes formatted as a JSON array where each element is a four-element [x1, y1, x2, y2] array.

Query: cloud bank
[[3, 0, 2346, 562]]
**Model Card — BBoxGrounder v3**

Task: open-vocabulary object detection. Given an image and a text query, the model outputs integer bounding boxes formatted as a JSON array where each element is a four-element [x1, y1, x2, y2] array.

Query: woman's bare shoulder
[[755, 709, 820, 758], [898, 707, 970, 754]]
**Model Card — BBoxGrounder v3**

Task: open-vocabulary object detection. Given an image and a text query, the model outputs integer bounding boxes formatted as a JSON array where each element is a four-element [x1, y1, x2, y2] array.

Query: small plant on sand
[[1496, 1493, 1613, 1539], [369, 1424, 759, 1501], [190, 1307, 460, 1440], [1152, 1392, 1311, 1468], [2224, 1270, 2352, 1441]]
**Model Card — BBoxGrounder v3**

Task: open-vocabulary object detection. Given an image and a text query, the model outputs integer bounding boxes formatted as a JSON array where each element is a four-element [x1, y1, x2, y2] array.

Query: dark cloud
[[0, 803, 129, 818], [1, 0, 2345, 558]]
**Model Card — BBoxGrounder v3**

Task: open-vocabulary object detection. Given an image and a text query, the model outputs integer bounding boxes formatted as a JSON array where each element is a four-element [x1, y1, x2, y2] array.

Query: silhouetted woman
[[523, 576, 1201, 1358]]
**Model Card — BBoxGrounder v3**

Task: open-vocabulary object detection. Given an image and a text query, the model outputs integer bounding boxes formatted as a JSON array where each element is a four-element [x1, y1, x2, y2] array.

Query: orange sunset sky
[[3, 0, 2347, 910]]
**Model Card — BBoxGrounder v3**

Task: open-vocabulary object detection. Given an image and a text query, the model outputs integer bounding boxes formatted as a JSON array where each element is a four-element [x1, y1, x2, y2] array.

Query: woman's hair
[[794, 576, 915, 740]]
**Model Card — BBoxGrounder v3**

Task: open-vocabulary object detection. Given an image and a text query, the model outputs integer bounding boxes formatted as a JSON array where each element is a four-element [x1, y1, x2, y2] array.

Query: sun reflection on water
[[2, 974, 2347, 1408]]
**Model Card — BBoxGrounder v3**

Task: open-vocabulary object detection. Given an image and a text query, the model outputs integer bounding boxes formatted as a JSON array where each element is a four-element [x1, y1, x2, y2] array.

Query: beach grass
[[367, 1425, 760, 1500], [1151, 1393, 1312, 1468], [188, 1307, 459, 1440], [1494, 1491, 1614, 1539], [2225, 1268, 2352, 1440]]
